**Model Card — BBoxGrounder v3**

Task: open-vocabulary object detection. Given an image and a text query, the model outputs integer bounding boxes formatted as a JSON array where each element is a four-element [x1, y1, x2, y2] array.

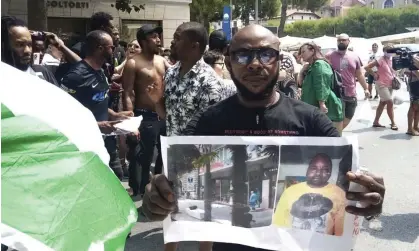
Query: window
[[383, 0, 394, 8], [309, 16, 312, 20], [301, 16, 303, 19], [370, 1, 375, 8]]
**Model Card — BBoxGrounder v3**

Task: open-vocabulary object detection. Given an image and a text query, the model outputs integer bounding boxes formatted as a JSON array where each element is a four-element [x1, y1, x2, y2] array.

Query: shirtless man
[[122, 25, 170, 196]]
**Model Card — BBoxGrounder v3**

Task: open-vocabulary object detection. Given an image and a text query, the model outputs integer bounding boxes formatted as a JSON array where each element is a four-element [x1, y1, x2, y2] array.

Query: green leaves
[[192, 151, 218, 169], [190, 0, 228, 29], [111, 0, 145, 14], [284, 6, 419, 38]]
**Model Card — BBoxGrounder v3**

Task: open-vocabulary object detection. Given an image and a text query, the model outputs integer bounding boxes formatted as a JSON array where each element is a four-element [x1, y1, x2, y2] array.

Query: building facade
[[317, 0, 367, 18], [365, 0, 419, 9], [178, 145, 278, 209], [283, 9, 321, 24], [1, 0, 191, 47]]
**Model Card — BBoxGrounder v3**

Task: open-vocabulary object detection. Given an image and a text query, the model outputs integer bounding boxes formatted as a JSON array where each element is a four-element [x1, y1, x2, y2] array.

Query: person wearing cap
[[209, 30, 231, 79], [209, 29, 229, 53], [326, 33, 370, 129], [122, 24, 171, 197]]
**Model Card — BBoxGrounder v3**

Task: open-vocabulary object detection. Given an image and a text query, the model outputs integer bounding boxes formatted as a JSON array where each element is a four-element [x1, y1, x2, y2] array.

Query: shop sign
[[47, 1, 90, 9]]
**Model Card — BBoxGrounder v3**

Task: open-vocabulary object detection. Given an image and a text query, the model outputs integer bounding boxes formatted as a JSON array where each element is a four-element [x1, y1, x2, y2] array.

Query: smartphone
[[32, 52, 42, 65]]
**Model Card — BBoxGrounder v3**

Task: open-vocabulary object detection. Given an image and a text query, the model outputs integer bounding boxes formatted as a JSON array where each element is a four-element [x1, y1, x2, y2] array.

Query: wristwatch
[[365, 213, 381, 221]]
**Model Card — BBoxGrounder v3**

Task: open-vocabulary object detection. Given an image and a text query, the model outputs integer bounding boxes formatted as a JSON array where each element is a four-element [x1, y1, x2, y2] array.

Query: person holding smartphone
[[1, 16, 57, 86]]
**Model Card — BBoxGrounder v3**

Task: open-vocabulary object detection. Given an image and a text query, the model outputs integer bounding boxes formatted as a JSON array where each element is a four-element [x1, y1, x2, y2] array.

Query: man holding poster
[[142, 25, 386, 251], [273, 153, 346, 236]]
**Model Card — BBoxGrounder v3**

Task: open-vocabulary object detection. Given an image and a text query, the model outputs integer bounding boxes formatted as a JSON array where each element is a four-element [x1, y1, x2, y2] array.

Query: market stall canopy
[[370, 31, 419, 43], [279, 35, 311, 50], [1, 63, 138, 251], [350, 37, 383, 64], [312, 35, 337, 49]]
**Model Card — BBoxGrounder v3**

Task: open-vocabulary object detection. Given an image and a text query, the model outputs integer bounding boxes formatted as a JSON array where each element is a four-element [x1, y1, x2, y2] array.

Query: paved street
[[173, 199, 273, 227], [124, 85, 419, 251]]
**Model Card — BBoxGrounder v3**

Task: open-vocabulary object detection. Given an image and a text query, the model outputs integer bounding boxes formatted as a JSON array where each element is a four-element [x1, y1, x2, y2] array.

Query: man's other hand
[[345, 171, 385, 217], [142, 174, 176, 221]]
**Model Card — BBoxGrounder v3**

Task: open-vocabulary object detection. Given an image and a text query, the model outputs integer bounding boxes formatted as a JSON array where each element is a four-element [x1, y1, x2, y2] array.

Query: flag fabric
[[1, 63, 138, 251]]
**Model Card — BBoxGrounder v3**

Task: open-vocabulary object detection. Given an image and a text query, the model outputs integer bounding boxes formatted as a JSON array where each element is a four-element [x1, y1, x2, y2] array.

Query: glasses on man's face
[[231, 48, 279, 65]]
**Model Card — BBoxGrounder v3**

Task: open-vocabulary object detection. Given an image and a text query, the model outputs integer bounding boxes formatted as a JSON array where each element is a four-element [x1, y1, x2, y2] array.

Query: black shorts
[[342, 98, 358, 119], [367, 74, 375, 85], [409, 81, 419, 104]]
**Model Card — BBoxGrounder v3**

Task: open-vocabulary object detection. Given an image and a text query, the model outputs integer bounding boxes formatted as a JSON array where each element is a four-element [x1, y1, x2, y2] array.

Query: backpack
[[322, 59, 344, 98], [331, 69, 344, 98]]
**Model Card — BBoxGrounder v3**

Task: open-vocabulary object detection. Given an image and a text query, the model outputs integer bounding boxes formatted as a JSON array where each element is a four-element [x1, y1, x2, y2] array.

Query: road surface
[[124, 85, 419, 251]]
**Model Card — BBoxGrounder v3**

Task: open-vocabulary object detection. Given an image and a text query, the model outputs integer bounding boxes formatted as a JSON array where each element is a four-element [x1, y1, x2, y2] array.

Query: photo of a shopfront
[[190, 145, 279, 210], [172, 144, 280, 227]]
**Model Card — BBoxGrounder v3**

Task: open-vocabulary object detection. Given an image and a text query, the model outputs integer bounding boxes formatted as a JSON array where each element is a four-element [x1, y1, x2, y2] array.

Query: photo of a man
[[273, 153, 346, 236]]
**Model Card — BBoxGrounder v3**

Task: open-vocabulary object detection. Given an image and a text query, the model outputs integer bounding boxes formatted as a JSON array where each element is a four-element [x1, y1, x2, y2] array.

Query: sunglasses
[[231, 48, 279, 65]]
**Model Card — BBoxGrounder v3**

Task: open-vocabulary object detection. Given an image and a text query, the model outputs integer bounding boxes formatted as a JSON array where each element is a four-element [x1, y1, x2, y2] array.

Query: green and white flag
[[1, 63, 137, 251]]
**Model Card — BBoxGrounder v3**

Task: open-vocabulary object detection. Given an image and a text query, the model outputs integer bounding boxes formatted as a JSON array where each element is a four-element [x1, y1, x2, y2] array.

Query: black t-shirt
[[31, 65, 59, 86], [54, 62, 73, 82], [59, 60, 110, 122], [72, 41, 85, 59], [183, 94, 339, 251], [184, 94, 339, 138]]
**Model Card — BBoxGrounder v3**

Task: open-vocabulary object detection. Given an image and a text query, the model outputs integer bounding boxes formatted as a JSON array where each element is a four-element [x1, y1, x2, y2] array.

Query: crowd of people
[[3, 8, 419, 251]]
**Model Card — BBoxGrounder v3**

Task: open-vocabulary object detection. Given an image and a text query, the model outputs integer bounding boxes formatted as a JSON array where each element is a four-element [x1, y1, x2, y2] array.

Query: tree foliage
[[111, 0, 145, 14], [190, 0, 228, 31], [234, 0, 281, 25], [278, 0, 328, 36], [284, 6, 419, 38], [167, 145, 201, 177]]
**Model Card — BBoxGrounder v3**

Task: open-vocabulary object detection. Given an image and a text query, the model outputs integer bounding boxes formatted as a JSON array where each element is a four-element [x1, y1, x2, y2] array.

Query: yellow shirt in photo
[[272, 182, 346, 236]]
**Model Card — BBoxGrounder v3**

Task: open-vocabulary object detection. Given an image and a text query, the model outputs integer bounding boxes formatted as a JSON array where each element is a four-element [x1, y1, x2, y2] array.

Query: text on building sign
[[47, 1, 90, 8]]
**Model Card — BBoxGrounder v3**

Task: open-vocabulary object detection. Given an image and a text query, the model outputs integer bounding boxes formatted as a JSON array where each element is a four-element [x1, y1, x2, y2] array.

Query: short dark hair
[[309, 153, 333, 169], [85, 30, 109, 56], [90, 12, 113, 31], [119, 41, 128, 49], [1, 15, 27, 66], [209, 30, 227, 52], [203, 50, 223, 66], [178, 22, 208, 55]]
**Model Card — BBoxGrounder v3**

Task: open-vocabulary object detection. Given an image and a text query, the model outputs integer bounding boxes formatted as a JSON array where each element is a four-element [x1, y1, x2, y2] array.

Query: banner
[[1, 63, 137, 251], [222, 5, 232, 41], [161, 136, 363, 251]]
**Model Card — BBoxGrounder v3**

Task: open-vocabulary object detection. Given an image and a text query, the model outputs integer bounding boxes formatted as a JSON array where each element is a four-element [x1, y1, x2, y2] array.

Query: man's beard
[[231, 70, 279, 101], [12, 51, 30, 71], [337, 43, 348, 51], [104, 53, 112, 63]]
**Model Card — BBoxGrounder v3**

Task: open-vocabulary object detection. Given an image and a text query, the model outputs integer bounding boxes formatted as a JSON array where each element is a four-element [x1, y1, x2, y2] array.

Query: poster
[[161, 136, 362, 251]]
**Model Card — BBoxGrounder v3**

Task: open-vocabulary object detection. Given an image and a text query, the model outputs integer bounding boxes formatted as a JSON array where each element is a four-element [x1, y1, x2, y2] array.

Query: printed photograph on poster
[[272, 145, 353, 236], [166, 144, 280, 228], [161, 136, 359, 251]]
